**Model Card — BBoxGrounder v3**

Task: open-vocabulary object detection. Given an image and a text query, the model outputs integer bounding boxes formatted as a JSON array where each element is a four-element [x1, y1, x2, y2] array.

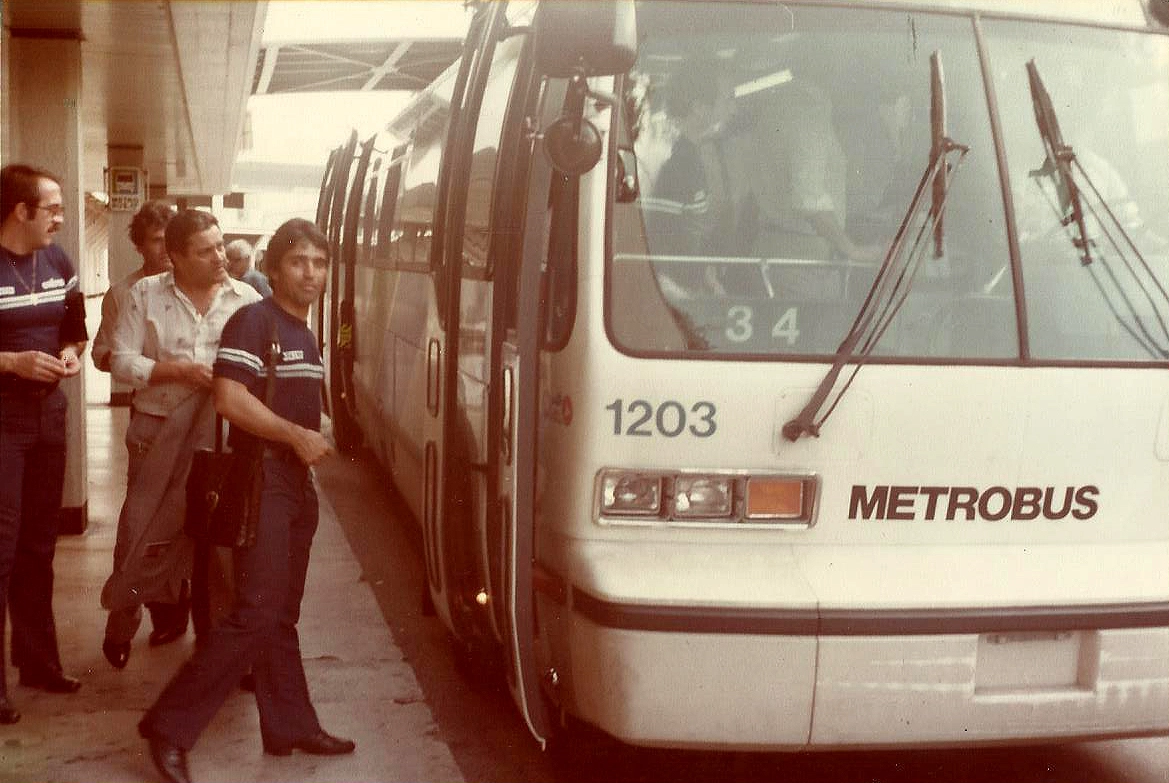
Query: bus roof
[[859, 0, 1156, 26]]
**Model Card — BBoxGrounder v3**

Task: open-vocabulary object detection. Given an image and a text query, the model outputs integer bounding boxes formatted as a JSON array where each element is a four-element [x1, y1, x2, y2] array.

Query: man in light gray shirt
[[100, 210, 260, 671]]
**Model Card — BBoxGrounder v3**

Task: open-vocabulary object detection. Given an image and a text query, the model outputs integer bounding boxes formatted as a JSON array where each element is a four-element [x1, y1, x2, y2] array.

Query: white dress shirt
[[91, 267, 148, 372], [111, 271, 261, 416]]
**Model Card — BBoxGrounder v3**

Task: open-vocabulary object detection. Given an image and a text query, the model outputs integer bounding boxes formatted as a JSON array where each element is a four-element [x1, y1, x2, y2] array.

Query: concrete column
[[9, 33, 89, 534]]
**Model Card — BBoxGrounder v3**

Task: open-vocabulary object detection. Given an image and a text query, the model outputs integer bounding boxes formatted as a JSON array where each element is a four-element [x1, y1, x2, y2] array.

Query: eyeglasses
[[35, 204, 65, 217]]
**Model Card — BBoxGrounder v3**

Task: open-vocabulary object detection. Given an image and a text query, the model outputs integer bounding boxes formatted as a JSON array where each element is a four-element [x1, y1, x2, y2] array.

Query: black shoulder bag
[[185, 316, 281, 548]]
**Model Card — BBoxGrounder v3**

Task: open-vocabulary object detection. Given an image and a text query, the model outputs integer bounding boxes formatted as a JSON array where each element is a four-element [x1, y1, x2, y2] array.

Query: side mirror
[[544, 114, 603, 176], [533, 0, 637, 78]]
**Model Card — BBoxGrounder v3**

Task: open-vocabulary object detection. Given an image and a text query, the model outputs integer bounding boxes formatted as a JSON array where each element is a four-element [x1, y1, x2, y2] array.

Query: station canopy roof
[[3, 0, 263, 197], [252, 38, 462, 94]]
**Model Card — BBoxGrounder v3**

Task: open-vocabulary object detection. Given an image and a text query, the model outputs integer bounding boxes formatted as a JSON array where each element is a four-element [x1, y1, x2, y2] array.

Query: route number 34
[[605, 399, 717, 438], [725, 305, 800, 345]]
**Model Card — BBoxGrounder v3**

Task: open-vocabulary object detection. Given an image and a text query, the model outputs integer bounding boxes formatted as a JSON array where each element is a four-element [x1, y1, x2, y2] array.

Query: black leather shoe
[[146, 733, 191, 783], [18, 668, 82, 693], [0, 697, 20, 724], [103, 638, 131, 669], [264, 730, 356, 756], [148, 618, 188, 647]]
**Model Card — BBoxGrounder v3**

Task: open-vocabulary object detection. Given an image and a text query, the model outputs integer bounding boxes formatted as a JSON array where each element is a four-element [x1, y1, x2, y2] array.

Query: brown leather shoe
[[148, 613, 189, 646], [146, 732, 191, 783], [264, 729, 355, 756]]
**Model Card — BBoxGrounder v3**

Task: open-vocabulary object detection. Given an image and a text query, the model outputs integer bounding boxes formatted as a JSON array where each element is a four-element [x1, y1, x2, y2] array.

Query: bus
[[316, 0, 1169, 750]]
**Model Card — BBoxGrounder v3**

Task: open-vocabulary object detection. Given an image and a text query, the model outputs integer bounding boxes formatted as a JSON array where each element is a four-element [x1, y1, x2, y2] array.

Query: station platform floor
[[1, 349, 465, 782]]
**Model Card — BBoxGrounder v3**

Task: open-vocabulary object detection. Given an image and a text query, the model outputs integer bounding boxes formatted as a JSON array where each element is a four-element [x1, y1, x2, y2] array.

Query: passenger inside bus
[[616, 5, 1026, 359], [695, 68, 882, 309], [642, 59, 738, 298]]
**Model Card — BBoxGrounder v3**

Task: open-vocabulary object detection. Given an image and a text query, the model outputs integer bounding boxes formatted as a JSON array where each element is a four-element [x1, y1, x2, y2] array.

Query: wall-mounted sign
[[108, 167, 145, 212]]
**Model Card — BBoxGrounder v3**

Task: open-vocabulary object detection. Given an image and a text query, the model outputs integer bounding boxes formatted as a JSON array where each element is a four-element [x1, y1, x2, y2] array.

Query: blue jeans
[[142, 456, 322, 749], [0, 386, 68, 698]]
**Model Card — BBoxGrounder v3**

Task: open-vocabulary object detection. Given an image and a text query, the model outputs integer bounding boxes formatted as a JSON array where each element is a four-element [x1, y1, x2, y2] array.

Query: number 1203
[[604, 398, 717, 438]]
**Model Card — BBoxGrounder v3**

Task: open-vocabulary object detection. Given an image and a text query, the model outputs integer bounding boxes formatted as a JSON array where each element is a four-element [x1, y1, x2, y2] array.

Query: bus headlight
[[595, 470, 818, 527], [600, 472, 663, 516], [674, 475, 734, 518]]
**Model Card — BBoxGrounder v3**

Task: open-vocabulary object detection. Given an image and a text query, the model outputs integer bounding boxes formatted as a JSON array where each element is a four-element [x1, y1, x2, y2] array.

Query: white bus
[[317, 0, 1169, 750]]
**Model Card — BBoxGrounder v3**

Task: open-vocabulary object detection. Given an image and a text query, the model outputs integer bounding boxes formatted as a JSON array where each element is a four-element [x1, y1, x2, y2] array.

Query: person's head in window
[[664, 59, 732, 143]]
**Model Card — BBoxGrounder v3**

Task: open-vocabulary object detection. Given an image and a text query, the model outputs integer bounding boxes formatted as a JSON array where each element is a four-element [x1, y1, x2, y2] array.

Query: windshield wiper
[[783, 51, 968, 442], [1025, 59, 1093, 264], [1026, 60, 1169, 358]]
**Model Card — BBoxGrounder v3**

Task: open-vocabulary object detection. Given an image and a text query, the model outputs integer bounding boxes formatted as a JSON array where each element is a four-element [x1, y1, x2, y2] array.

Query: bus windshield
[[609, 2, 1169, 363], [986, 19, 1169, 361]]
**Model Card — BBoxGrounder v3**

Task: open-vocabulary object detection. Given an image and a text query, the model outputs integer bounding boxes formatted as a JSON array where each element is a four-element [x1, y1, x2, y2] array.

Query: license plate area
[[975, 630, 1095, 694]]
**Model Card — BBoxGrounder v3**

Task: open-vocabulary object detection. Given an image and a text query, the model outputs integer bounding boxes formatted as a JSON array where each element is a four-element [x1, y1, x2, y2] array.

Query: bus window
[[611, 2, 1014, 361], [360, 156, 381, 261], [388, 34, 469, 274], [986, 21, 1169, 362], [461, 27, 523, 275], [376, 159, 404, 264]]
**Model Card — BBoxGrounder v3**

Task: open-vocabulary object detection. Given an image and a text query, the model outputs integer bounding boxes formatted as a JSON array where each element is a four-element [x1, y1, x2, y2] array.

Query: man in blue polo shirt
[[0, 163, 88, 725], [138, 218, 353, 783]]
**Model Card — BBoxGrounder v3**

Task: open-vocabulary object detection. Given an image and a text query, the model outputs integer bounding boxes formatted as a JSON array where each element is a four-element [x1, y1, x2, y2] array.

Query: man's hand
[[7, 350, 72, 382], [214, 377, 334, 466], [289, 425, 333, 467], [59, 346, 83, 378], [153, 359, 214, 389], [182, 362, 214, 389]]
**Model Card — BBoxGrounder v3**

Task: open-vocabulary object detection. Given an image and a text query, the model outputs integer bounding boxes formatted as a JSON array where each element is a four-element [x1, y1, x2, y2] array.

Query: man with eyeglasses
[[0, 163, 89, 725]]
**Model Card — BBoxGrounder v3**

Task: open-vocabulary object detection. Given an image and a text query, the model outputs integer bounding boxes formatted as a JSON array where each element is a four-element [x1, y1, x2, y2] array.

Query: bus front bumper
[[538, 541, 1169, 749], [553, 593, 1169, 749]]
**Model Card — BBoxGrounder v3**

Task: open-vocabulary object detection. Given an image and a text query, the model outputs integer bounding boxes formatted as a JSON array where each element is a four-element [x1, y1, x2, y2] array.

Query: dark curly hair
[[128, 200, 176, 247]]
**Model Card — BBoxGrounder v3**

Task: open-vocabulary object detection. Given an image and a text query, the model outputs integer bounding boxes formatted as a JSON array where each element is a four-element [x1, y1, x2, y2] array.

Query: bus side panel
[[388, 270, 434, 523]]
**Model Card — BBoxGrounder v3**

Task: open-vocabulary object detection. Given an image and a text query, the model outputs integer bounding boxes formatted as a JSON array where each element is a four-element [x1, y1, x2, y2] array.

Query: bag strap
[[212, 310, 282, 454], [265, 311, 280, 409]]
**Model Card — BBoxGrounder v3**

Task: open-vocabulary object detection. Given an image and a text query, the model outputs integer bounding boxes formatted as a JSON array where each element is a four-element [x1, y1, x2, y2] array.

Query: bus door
[[314, 147, 340, 358], [322, 132, 361, 443], [496, 115, 554, 751], [496, 0, 639, 747], [489, 15, 553, 748], [332, 135, 375, 451], [422, 2, 494, 642]]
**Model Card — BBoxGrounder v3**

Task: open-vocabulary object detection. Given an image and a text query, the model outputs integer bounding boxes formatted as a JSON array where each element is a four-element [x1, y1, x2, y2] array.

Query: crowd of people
[[0, 162, 352, 783]]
